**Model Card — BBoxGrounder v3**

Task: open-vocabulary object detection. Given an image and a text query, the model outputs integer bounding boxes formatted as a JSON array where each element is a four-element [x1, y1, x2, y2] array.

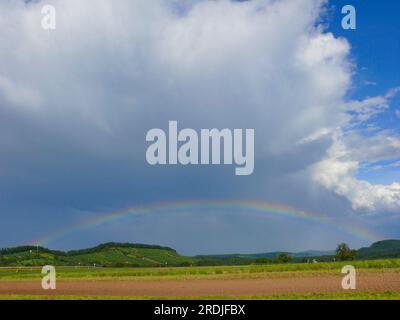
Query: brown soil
[[1, 270, 399, 297]]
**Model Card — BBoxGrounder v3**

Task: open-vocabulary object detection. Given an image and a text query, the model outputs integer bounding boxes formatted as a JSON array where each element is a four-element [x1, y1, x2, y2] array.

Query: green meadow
[[1, 258, 400, 281]]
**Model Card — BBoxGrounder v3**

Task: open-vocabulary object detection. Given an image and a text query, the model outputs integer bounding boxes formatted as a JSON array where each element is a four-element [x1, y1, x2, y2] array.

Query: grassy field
[[1, 259, 398, 300], [1, 258, 400, 280]]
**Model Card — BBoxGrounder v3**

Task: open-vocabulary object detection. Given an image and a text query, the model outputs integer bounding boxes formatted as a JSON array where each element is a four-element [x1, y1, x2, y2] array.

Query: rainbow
[[31, 200, 382, 246]]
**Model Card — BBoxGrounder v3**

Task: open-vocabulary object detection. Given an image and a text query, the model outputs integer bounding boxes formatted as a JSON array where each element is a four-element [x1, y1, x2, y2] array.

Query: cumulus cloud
[[311, 89, 400, 212], [0, 0, 397, 250], [312, 132, 400, 212], [0, 0, 350, 155]]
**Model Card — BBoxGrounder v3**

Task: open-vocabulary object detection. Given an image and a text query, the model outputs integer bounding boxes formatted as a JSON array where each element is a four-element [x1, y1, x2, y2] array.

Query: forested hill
[[1, 240, 399, 267]]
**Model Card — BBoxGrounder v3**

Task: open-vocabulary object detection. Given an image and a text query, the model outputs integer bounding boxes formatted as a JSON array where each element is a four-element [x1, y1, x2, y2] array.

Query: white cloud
[[363, 80, 377, 86], [344, 130, 400, 163], [371, 160, 400, 171], [312, 132, 400, 212], [311, 89, 400, 212], [345, 97, 389, 124], [0, 0, 350, 158], [297, 127, 332, 145]]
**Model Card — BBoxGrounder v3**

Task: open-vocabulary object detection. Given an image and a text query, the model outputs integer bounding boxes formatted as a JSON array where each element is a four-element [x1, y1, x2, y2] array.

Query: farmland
[[0, 259, 399, 300], [1, 258, 400, 280], [1, 241, 399, 299]]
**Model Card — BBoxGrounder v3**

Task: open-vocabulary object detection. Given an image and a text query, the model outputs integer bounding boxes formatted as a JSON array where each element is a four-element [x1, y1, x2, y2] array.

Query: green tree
[[277, 252, 292, 263], [335, 243, 357, 261], [255, 258, 273, 264]]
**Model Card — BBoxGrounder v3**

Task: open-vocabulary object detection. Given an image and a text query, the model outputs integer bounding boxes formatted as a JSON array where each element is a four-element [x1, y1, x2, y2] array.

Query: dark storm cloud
[[0, 0, 396, 253]]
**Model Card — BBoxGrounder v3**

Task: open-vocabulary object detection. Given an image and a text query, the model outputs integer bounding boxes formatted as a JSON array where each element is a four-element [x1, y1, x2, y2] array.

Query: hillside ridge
[[1, 240, 399, 267]]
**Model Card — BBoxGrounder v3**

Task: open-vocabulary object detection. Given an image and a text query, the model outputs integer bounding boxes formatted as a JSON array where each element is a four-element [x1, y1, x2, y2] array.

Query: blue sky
[[330, 0, 400, 93], [0, 0, 399, 255], [328, 0, 400, 184]]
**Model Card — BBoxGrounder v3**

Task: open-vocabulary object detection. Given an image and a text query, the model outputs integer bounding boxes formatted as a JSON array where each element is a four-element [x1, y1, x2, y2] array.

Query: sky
[[0, 0, 399, 255]]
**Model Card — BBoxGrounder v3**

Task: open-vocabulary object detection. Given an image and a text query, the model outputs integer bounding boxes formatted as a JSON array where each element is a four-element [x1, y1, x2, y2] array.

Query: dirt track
[[1, 270, 399, 297]]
